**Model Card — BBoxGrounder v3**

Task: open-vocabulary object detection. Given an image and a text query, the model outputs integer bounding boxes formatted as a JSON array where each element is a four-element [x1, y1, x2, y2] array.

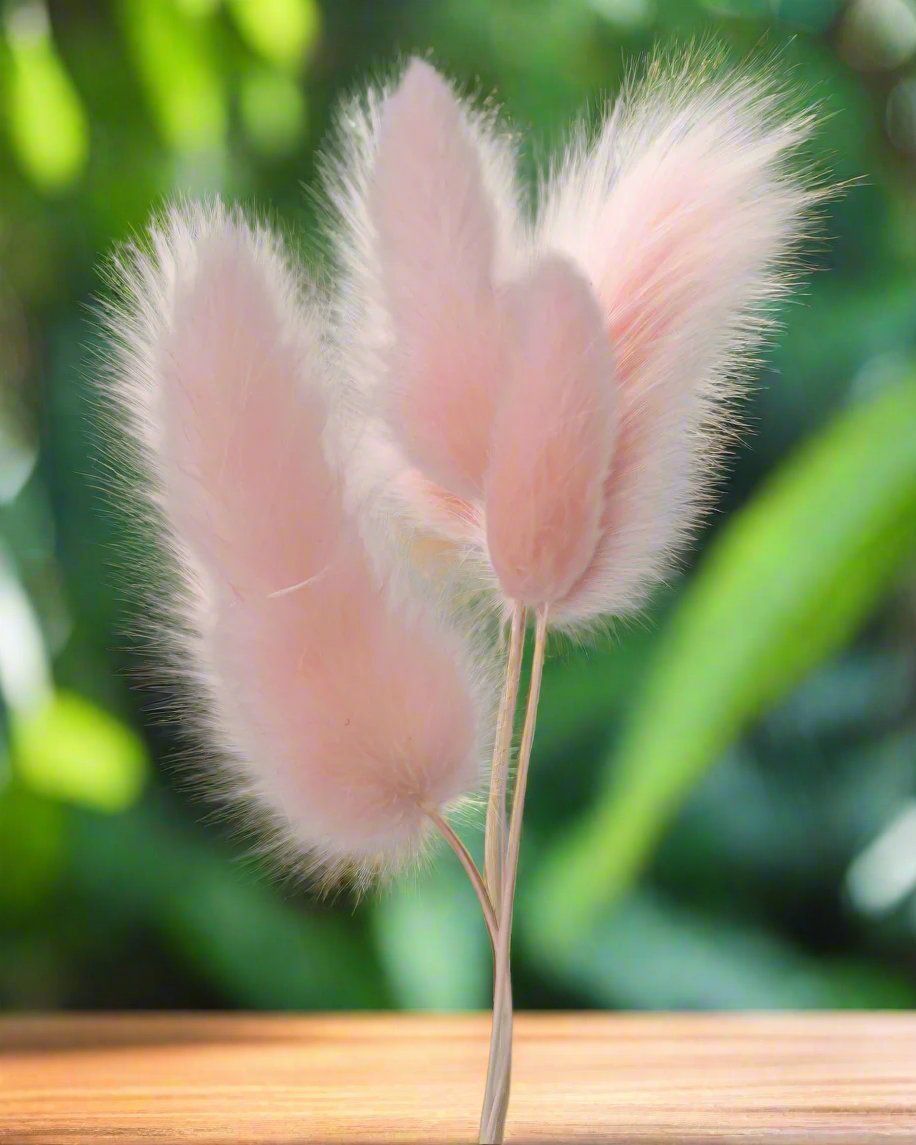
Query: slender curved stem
[[484, 604, 527, 915], [426, 807, 498, 953], [479, 605, 549, 1145]]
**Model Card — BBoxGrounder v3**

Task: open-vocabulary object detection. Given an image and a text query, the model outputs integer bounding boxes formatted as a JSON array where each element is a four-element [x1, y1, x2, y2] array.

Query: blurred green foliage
[[1, 0, 915, 1014], [536, 379, 916, 939]]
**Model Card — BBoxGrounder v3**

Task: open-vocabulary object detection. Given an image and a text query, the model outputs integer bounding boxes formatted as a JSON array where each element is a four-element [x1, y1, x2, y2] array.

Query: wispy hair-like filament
[[105, 204, 488, 883]]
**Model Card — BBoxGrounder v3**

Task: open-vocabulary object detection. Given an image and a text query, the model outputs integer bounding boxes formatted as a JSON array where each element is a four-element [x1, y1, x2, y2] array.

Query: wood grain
[[1, 1012, 915, 1144]]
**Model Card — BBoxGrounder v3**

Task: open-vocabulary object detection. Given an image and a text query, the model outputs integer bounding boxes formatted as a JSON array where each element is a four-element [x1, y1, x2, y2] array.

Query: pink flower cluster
[[107, 51, 817, 881]]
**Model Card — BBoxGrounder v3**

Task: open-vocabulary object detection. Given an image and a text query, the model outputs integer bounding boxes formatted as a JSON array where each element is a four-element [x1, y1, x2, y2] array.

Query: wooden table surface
[[1, 1012, 915, 1144]]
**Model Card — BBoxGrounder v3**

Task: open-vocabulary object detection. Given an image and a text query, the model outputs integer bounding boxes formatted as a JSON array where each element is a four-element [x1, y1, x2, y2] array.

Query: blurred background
[[1, 0, 915, 1013]]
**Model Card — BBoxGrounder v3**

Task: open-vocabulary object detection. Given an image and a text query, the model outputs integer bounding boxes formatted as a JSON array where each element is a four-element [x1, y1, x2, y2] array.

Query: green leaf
[[0, 543, 51, 713], [164, 862, 387, 1009], [71, 802, 391, 1009], [0, 779, 66, 911], [547, 888, 916, 1009], [120, 0, 226, 153], [239, 66, 307, 155], [533, 380, 916, 944], [228, 0, 320, 69], [700, 0, 841, 31], [534, 620, 659, 763], [5, 8, 89, 191], [373, 835, 490, 1010], [13, 690, 147, 813]]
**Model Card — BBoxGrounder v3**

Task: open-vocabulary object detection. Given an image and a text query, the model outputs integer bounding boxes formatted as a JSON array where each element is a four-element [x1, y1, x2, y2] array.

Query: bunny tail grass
[[103, 202, 489, 885], [540, 48, 824, 627]]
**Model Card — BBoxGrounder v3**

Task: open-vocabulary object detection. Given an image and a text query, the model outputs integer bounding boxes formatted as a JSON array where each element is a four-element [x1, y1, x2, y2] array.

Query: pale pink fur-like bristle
[[320, 57, 524, 608], [367, 59, 515, 498], [484, 255, 616, 606], [322, 53, 820, 631], [106, 204, 486, 880], [538, 53, 820, 625]]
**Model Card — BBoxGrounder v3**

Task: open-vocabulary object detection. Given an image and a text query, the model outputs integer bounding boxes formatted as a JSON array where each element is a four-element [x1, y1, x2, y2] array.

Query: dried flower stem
[[429, 605, 548, 1143], [479, 606, 549, 1145], [484, 603, 527, 914], [427, 807, 498, 952]]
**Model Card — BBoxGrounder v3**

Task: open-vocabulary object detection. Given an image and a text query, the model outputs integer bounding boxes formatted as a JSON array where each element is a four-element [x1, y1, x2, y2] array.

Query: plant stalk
[[478, 606, 549, 1145], [484, 604, 527, 915], [427, 807, 498, 953]]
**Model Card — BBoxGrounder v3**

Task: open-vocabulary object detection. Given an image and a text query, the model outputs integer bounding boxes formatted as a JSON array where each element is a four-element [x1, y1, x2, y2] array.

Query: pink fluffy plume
[[330, 51, 821, 627], [105, 205, 489, 883]]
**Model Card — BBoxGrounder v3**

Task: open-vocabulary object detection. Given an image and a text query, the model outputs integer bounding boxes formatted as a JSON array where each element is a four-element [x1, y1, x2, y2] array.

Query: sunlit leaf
[[533, 380, 916, 942], [228, 0, 320, 69], [5, 3, 88, 191], [847, 799, 916, 916], [174, 0, 221, 13], [0, 544, 51, 713], [119, 0, 226, 153], [13, 690, 147, 813]]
